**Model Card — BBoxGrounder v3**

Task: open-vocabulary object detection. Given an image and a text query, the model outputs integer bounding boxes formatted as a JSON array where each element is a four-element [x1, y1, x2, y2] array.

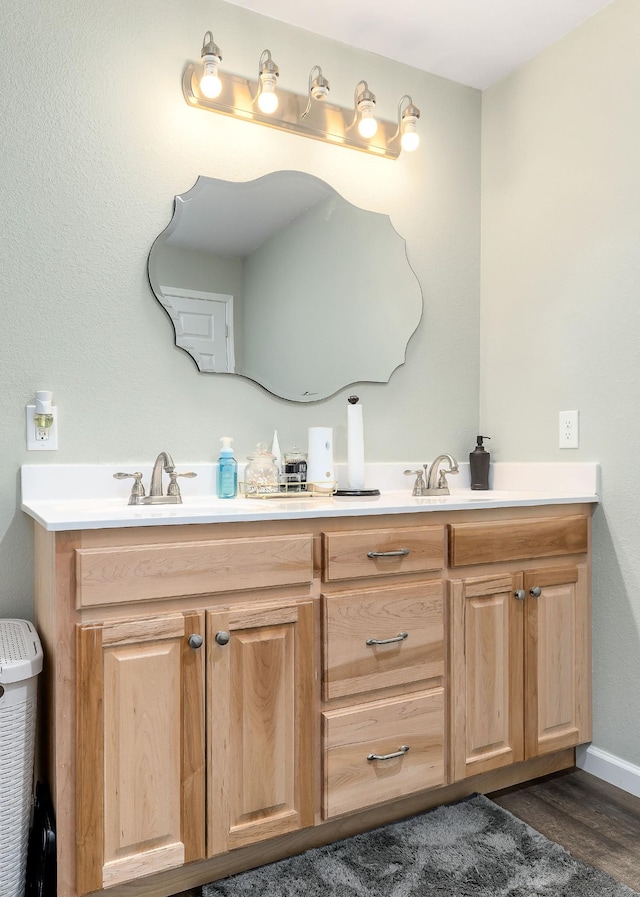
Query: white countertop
[[21, 462, 600, 532]]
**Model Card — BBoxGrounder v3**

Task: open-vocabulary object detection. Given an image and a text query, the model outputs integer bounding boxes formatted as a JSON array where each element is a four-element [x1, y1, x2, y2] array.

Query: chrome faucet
[[150, 451, 176, 497], [404, 454, 459, 496], [114, 452, 197, 505], [425, 454, 459, 495]]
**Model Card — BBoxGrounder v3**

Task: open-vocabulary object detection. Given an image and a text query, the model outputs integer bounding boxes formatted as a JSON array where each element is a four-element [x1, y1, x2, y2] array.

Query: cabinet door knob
[[215, 631, 231, 646], [188, 634, 203, 649], [367, 745, 410, 762], [530, 586, 542, 598], [514, 589, 526, 601]]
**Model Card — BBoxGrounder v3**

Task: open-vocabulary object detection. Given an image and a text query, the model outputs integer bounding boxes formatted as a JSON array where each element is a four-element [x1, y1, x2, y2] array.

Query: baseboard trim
[[576, 744, 640, 798]]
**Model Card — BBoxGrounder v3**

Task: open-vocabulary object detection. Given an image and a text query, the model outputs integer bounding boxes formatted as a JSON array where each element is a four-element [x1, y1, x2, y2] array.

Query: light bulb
[[200, 33, 222, 99], [258, 79, 278, 113], [354, 83, 378, 139], [257, 50, 279, 115], [358, 105, 378, 138], [200, 62, 222, 99], [398, 97, 421, 153], [401, 121, 420, 151]]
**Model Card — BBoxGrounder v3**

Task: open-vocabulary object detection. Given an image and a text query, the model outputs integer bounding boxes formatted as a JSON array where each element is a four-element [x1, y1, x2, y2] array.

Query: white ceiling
[[223, 0, 613, 89]]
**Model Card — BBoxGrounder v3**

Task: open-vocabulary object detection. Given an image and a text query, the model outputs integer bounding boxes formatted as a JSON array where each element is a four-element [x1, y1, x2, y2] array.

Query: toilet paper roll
[[347, 401, 365, 490], [307, 427, 335, 491]]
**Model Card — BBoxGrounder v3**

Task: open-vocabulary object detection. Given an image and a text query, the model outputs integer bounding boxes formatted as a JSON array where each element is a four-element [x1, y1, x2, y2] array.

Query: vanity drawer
[[322, 581, 443, 700], [448, 515, 589, 568], [75, 534, 314, 608], [322, 689, 445, 818], [323, 526, 444, 583]]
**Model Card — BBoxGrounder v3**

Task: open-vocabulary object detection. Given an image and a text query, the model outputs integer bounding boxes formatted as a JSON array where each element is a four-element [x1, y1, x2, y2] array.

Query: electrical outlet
[[559, 410, 579, 449], [26, 404, 58, 450]]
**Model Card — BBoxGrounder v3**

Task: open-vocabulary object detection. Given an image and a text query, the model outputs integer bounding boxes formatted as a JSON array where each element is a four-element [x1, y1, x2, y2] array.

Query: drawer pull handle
[[215, 631, 231, 646], [188, 634, 203, 649], [367, 745, 410, 762], [367, 548, 410, 559], [530, 586, 542, 598], [366, 632, 409, 647], [514, 589, 526, 601]]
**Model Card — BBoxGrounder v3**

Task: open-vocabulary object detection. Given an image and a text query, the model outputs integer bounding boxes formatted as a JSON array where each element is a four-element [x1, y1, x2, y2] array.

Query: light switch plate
[[559, 410, 579, 449]]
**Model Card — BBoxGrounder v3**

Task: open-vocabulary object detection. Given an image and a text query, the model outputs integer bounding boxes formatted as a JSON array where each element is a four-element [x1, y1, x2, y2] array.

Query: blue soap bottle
[[217, 437, 238, 499]]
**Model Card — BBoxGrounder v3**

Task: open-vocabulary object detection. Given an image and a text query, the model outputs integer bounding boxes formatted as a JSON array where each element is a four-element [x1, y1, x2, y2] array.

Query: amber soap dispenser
[[469, 435, 491, 490]]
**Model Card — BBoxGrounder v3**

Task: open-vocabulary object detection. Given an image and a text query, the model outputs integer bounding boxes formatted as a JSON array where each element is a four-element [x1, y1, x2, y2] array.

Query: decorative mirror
[[148, 171, 423, 402]]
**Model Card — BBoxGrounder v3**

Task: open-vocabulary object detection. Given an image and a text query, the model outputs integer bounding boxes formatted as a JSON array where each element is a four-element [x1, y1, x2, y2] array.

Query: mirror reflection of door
[[160, 287, 235, 373]]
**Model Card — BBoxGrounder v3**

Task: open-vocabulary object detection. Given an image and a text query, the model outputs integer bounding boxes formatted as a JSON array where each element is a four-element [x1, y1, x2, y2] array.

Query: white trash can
[[0, 619, 44, 897]]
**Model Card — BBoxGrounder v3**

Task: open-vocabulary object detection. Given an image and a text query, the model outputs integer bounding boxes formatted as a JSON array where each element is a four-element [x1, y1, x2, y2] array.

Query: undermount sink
[[37, 496, 275, 522], [412, 491, 502, 504]]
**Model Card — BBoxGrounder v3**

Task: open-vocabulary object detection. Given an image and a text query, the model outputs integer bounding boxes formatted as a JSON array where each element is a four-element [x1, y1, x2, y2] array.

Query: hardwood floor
[[173, 769, 640, 896], [491, 768, 640, 893]]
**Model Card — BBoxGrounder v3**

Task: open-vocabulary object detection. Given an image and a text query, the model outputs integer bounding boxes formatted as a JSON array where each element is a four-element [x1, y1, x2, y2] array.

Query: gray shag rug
[[202, 793, 638, 896]]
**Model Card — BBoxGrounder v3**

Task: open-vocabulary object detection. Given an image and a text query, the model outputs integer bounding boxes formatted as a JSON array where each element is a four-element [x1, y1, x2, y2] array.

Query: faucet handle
[[167, 470, 198, 497], [437, 468, 457, 489], [113, 471, 145, 503], [404, 469, 426, 496]]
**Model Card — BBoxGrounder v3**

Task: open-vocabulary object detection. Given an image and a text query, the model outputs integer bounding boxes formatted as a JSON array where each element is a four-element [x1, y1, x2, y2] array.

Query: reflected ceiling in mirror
[[148, 171, 423, 402]]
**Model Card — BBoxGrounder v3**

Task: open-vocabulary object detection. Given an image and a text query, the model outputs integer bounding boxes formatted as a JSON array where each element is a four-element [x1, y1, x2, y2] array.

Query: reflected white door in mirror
[[159, 287, 235, 373]]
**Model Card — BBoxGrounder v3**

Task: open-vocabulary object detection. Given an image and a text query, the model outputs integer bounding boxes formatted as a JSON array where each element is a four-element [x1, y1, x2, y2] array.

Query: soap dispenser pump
[[217, 436, 238, 499], [469, 435, 491, 491]]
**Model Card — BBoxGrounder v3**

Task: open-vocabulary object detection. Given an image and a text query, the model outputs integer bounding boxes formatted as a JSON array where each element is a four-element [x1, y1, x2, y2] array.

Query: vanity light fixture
[[182, 32, 420, 159], [354, 81, 378, 139], [199, 31, 223, 99], [256, 49, 279, 114], [397, 95, 421, 152], [301, 65, 330, 118]]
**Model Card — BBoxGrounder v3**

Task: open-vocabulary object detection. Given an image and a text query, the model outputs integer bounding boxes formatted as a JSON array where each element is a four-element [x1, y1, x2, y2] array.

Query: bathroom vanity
[[22, 464, 597, 897]]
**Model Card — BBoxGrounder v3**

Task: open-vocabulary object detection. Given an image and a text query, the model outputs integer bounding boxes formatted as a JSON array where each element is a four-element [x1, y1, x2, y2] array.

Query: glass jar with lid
[[283, 446, 308, 492], [244, 443, 280, 494]]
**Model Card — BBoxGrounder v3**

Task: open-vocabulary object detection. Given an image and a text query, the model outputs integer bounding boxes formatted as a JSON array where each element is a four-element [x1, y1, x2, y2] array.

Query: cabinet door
[[76, 612, 205, 895], [450, 573, 524, 781], [524, 563, 591, 758], [207, 600, 314, 856]]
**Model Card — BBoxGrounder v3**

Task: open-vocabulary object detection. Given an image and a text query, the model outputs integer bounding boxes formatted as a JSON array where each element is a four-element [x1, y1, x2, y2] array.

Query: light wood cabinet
[[69, 529, 315, 895], [523, 564, 591, 759], [323, 689, 444, 817], [323, 525, 445, 582], [33, 504, 593, 897], [450, 572, 523, 778], [321, 524, 446, 819], [76, 599, 315, 893], [76, 612, 206, 894], [449, 516, 591, 782], [206, 601, 314, 855], [322, 580, 443, 700]]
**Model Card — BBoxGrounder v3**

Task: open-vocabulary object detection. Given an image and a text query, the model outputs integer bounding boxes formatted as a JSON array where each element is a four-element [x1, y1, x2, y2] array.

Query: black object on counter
[[469, 435, 491, 490]]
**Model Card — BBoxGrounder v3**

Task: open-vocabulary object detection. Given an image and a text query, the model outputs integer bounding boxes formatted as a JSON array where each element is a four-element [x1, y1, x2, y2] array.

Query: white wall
[[0, 0, 481, 619], [481, 0, 640, 765]]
